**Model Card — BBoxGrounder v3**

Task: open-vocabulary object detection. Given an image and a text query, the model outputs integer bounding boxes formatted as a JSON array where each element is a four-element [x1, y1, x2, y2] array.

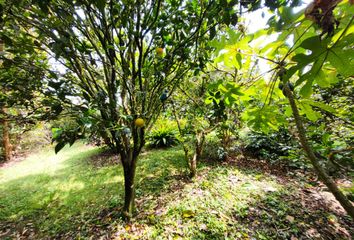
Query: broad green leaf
[[326, 69, 339, 84], [218, 84, 228, 93], [284, 106, 292, 117], [51, 128, 62, 139], [300, 36, 328, 52], [331, 24, 354, 43], [297, 53, 327, 96], [205, 97, 213, 104], [292, 53, 313, 66], [227, 28, 241, 44], [328, 48, 354, 77], [299, 102, 320, 121], [300, 79, 313, 98], [302, 99, 336, 113], [315, 70, 330, 88]]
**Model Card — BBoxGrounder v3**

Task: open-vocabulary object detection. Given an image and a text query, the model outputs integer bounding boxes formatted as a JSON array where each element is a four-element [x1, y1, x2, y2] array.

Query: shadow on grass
[[230, 189, 353, 239]]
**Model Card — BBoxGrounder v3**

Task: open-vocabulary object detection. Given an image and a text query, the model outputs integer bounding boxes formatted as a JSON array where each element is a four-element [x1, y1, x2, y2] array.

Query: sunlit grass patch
[[0, 143, 186, 238], [115, 166, 281, 239], [0, 143, 123, 237]]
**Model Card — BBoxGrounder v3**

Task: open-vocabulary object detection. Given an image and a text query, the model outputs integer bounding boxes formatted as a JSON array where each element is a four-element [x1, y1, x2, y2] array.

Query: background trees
[[0, 5, 59, 161]]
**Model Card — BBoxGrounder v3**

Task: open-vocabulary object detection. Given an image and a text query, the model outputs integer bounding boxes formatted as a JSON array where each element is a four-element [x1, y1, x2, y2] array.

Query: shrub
[[241, 128, 305, 168], [147, 118, 179, 148], [201, 132, 227, 161]]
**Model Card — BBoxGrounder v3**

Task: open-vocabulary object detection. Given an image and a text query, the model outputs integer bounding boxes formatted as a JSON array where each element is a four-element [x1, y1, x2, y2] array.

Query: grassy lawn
[[0, 143, 352, 239], [0, 143, 185, 238]]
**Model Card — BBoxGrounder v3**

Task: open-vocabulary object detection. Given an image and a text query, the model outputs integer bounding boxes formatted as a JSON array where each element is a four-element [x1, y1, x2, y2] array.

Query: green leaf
[[236, 52, 242, 69], [299, 80, 313, 98], [315, 70, 330, 88], [52, 128, 62, 140], [292, 53, 313, 65], [96, 0, 106, 11], [55, 141, 66, 154], [302, 99, 336, 113], [300, 36, 328, 52], [205, 97, 213, 104], [284, 106, 292, 117], [182, 209, 195, 218], [299, 102, 321, 122], [328, 48, 354, 77]]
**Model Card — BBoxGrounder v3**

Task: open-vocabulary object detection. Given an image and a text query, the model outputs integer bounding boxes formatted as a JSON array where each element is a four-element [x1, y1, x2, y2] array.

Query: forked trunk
[[121, 153, 137, 219], [189, 133, 205, 178], [284, 86, 354, 219]]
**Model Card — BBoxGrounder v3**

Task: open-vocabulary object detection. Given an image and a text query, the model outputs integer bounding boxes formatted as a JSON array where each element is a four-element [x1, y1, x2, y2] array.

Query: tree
[[214, 0, 354, 218], [0, 6, 57, 161], [4, 0, 250, 218], [171, 73, 226, 177]]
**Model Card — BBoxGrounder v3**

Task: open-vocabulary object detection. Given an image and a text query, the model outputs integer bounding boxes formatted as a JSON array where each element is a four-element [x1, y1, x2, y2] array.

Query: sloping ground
[[111, 167, 353, 240], [0, 144, 352, 239]]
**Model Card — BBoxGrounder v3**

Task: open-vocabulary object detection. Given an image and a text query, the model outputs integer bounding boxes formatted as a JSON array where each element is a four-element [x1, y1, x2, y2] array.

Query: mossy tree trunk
[[284, 85, 354, 219]]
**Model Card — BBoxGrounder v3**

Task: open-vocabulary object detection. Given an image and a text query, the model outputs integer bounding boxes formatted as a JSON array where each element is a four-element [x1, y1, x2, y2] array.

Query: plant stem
[[284, 85, 354, 219]]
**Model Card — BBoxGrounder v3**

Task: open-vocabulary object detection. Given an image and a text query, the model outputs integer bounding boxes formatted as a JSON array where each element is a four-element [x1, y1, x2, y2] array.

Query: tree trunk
[[121, 152, 137, 219], [0, 108, 11, 162], [284, 85, 354, 219], [190, 153, 197, 178], [171, 102, 190, 172], [190, 133, 205, 178]]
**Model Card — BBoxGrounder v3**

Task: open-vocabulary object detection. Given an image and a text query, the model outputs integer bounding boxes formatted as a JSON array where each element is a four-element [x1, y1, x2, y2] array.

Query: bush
[[241, 128, 305, 167], [147, 118, 178, 148], [201, 132, 227, 161]]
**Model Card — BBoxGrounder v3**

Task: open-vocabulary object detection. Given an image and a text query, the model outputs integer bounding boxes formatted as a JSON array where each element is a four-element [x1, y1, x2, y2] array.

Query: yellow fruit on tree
[[135, 118, 145, 127], [156, 47, 164, 56]]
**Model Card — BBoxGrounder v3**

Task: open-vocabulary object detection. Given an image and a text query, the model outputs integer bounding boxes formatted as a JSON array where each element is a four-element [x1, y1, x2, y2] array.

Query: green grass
[[116, 166, 281, 239], [1, 143, 351, 239], [0, 144, 117, 236], [0, 143, 186, 238]]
